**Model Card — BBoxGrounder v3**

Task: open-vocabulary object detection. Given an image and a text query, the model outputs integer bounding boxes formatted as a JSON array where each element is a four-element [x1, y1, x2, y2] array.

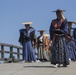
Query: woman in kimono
[[49, 9, 70, 67], [67, 21, 76, 61], [19, 22, 36, 62]]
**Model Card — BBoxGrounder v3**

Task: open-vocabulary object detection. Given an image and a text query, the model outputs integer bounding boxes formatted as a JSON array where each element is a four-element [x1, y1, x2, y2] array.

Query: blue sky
[[0, 0, 76, 46]]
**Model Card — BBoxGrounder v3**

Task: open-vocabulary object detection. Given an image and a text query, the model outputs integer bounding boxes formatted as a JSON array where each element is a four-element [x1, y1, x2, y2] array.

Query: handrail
[[0, 43, 23, 62]]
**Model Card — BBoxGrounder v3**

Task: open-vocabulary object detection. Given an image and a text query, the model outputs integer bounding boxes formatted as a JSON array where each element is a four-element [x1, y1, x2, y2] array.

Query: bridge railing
[[0, 43, 23, 62]]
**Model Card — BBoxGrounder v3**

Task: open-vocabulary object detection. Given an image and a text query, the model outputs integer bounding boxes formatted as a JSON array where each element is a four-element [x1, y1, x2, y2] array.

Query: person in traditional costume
[[43, 34, 50, 61], [37, 30, 45, 61], [67, 21, 76, 61], [18, 22, 36, 62], [49, 9, 70, 67], [73, 25, 76, 45]]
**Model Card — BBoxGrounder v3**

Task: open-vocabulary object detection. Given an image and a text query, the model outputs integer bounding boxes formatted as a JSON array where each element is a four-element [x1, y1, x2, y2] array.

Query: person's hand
[[51, 40, 52, 44], [20, 42, 22, 45], [57, 29, 60, 30], [74, 21, 76, 24], [67, 36, 71, 39], [55, 29, 60, 31], [32, 41, 34, 45], [49, 41, 53, 47]]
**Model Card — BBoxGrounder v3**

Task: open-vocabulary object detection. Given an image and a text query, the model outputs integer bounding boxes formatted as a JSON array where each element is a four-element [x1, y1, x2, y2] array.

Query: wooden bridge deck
[[0, 61, 76, 75]]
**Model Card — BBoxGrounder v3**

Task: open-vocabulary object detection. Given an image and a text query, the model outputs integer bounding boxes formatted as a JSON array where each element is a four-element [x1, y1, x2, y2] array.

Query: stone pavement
[[0, 61, 76, 75]]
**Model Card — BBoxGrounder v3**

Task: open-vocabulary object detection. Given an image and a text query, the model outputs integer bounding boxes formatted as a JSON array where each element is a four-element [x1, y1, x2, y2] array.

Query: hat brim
[[37, 30, 45, 32], [22, 22, 32, 25], [52, 9, 66, 12], [68, 21, 76, 24], [43, 34, 50, 37]]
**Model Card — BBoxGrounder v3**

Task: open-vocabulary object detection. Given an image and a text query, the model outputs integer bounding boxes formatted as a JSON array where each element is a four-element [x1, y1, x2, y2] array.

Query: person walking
[[37, 30, 45, 61], [19, 22, 36, 63], [43, 34, 50, 61], [67, 21, 76, 61], [49, 9, 70, 67]]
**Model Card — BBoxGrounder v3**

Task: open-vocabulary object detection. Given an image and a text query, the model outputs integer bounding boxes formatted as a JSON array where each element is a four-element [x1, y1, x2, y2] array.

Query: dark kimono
[[67, 27, 76, 61], [19, 27, 36, 62], [49, 18, 70, 65], [73, 28, 76, 44]]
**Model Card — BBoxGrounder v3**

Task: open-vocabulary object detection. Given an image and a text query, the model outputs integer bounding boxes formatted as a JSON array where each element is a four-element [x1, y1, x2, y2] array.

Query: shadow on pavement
[[23, 66, 56, 68]]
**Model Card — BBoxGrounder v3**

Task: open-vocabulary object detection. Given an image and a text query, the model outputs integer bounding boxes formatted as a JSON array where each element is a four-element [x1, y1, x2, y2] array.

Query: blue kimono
[[67, 28, 76, 61], [49, 18, 70, 66], [19, 27, 36, 62]]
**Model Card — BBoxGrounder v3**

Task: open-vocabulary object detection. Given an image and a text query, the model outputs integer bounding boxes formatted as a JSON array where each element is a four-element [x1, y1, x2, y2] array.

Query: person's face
[[40, 32, 43, 36], [25, 24, 30, 30], [68, 23, 72, 27], [56, 11, 63, 19]]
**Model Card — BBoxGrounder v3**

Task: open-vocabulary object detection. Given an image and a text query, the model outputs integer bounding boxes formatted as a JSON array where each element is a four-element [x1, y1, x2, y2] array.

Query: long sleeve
[[49, 23, 54, 40], [60, 19, 69, 34], [30, 30, 35, 42], [18, 29, 24, 45], [60, 19, 71, 40]]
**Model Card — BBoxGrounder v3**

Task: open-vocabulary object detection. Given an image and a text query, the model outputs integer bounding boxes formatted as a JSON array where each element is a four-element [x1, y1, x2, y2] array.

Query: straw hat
[[37, 30, 45, 32], [68, 21, 76, 24], [52, 9, 66, 12], [43, 34, 50, 37], [22, 22, 32, 25]]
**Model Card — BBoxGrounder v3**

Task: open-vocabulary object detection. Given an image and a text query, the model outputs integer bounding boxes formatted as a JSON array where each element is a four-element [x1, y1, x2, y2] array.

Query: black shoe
[[63, 64, 67, 67], [57, 64, 60, 67]]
